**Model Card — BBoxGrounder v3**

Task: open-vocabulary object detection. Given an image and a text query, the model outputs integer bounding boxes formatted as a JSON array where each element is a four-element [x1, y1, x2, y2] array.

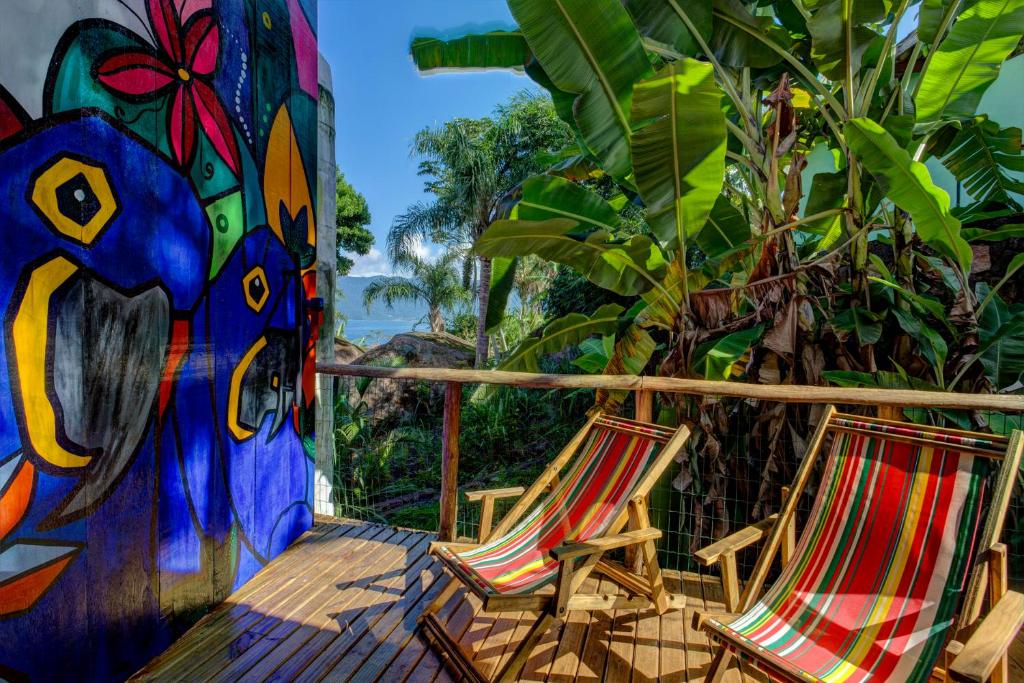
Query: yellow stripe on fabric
[[821, 446, 934, 681]]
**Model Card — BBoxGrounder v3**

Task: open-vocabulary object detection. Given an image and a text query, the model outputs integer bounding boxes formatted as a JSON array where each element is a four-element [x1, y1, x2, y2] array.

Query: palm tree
[[388, 93, 572, 366], [362, 252, 470, 334]]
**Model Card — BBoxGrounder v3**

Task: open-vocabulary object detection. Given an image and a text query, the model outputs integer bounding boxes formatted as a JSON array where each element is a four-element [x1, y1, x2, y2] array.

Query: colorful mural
[[0, 1, 318, 680]]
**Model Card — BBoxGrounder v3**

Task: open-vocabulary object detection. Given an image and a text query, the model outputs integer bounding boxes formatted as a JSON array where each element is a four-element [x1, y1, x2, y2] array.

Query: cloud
[[409, 236, 437, 262], [344, 239, 442, 277], [345, 248, 393, 277]]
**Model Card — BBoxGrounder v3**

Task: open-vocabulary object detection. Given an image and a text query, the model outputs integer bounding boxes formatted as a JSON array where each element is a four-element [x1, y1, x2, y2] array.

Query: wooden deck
[[133, 519, 1024, 683]]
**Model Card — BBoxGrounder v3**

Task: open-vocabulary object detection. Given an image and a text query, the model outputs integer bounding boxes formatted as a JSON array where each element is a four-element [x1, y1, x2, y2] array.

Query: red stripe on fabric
[[742, 433, 871, 646], [456, 427, 661, 594], [865, 448, 963, 680]]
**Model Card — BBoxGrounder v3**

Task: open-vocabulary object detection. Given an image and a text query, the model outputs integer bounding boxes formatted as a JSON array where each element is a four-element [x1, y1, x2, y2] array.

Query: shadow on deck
[[132, 519, 1024, 683]]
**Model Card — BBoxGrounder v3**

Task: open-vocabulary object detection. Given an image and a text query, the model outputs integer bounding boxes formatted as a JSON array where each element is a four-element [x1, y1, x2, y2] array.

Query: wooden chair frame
[[692, 405, 1024, 683], [418, 412, 691, 683]]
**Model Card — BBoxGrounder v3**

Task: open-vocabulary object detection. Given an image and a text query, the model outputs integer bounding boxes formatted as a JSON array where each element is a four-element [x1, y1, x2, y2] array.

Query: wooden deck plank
[[379, 586, 460, 683], [132, 524, 347, 680], [630, 596, 661, 683], [604, 592, 639, 683], [404, 586, 480, 683], [133, 520, 1024, 683], [545, 576, 599, 683], [135, 523, 366, 682], [516, 611, 563, 682], [574, 576, 615, 683], [264, 529, 432, 681], [658, 574, 686, 683], [207, 525, 408, 682], [174, 524, 400, 682], [320, 548, 446, 681], [681, 573, 713, 682]]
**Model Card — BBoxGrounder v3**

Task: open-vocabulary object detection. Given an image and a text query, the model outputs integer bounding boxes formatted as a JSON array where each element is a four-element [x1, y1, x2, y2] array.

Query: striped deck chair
[[694, 406, 1024, 683], [419, 412, 691, 683]]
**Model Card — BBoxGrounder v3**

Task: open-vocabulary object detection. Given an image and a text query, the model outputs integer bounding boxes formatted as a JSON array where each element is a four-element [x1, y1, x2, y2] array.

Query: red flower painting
[[95, 0, 240, 175]]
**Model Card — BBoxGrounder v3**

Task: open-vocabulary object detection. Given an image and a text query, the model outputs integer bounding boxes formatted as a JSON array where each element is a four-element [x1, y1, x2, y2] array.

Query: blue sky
[[318, 0, 536, 276]]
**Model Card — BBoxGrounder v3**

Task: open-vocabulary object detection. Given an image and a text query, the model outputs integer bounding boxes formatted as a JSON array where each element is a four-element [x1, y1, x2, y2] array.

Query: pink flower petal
[[147, 0, 182, 63], [183, 13, 219, 75], [191, 80, 240, 175], [96, 51, 176, 97], [167, 85, 196, 169], [178, 0, 212, 23]]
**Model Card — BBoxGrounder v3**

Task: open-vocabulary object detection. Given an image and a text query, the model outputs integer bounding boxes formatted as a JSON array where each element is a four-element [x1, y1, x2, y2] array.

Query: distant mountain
[[335, 276, 428, 321]]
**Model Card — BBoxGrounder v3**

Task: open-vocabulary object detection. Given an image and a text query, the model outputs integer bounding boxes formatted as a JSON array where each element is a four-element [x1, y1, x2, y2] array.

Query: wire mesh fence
[[326, 374, 1024, 580]]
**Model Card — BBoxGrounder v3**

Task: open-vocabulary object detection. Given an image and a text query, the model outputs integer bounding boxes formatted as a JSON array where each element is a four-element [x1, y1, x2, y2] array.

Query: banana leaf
[[631, 59, 727, 250], [410, 31, 531, 72], [916, 0, 1024, 122], [475, 218, 668, 296], [497, 303, 625, 373], [939, 117, 1024, 206], [846, 118, 972, 271], [510, 0, 652, 179]]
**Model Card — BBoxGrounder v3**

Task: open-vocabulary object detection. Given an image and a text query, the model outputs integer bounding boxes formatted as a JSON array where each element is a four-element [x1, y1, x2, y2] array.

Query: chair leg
[[493, 607, 558, 683], [422, 578, 459, 619], [631, 498, 673, 614], [420, 609, 489, 683], [707, 648, 735, 683]]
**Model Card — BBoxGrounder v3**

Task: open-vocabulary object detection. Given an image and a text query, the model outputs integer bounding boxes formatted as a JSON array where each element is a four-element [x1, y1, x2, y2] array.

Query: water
[[341, 319, 424, 347]]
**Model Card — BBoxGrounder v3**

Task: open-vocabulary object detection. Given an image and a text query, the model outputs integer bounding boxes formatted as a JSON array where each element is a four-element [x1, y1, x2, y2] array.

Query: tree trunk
[[475, 255, 491, 367], [429, 306, 445, 333]]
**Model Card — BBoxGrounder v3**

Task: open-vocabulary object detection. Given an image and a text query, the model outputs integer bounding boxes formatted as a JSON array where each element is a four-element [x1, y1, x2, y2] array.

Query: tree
[[413, 0, 1024, 513], [388, 92, 573, 365], [336, 169, 373, 277], [362, 252, 471, 333]]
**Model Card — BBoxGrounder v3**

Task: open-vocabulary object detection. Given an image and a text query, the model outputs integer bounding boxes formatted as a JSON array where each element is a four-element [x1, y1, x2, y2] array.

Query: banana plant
[[410, 0, 1024, 405]]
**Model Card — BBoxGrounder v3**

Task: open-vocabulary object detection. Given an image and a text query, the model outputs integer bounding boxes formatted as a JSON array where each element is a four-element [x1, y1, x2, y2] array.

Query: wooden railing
[[318, 362, 1024, 541]]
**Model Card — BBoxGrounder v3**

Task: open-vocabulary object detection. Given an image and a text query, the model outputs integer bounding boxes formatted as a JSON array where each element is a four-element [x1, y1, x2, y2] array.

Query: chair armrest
[[464, 486, 525, 503], [948, 590, 1024, 683], [694, 514, 777, 566], [550, 528, 662, 562], [691, 608, 739, 632]]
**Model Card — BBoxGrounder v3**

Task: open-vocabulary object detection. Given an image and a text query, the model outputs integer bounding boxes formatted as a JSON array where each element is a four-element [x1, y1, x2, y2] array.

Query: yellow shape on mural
[[263, 106, 314, 247], [227, 335, 267, 441], [30, 156, 118, 245], [12, 256, 92, 469], [242, 266, 270, 312]]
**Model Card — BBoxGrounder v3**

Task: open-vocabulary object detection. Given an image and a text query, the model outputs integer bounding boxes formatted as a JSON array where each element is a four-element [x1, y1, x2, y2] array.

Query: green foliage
[[408, 0, 1024, 536], [362, 253, 471, 333], [541, 264, 639, 321], [335, 169, 373, 277], [497, 303, 625, 373], [509, 0, 652, 179], [517, 175, 621, 230], [631, 59, 727, 250], [476, 219, 668, 296], [915, 0, 1024, 122], [410, 31, 530, 72], [625, 0, 711, 57], [691, 325, 764, 379], [805, 0, 888, 81], [389, 91, 574, 363], [847, 118, 972, 271], [938, 117, 1024, 206]]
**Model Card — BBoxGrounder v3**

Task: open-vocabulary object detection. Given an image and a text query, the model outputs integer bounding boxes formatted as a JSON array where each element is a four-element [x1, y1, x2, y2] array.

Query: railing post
[[438, 382, 462, 542], [876, 405, 904, 421], [635, 388, 654, 423]]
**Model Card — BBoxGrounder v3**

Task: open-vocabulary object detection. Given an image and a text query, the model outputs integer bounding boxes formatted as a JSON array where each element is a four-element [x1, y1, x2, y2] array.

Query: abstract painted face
[[0, 110, 210, 580], [164, 225, 311, 583]]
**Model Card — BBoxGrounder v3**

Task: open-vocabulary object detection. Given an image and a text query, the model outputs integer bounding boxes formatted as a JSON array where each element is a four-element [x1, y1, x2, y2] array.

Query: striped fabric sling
[[437, 421, 667, 596], [706, 419, 999, 682]]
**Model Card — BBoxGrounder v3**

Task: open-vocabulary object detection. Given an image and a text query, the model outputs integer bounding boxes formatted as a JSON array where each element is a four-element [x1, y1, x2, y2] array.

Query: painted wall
[[0, 1, 319, 680]]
